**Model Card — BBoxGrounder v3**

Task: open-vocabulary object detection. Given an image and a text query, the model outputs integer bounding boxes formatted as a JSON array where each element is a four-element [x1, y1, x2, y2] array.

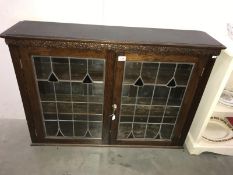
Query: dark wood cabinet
[[0, 21, 225, 147]]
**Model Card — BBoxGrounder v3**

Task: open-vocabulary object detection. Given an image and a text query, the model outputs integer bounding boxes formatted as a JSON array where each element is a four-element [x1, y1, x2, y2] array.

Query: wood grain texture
[[171, 55, 208, 145], [8, 46, 37, 143], [4, 38, 222, 57], [110, 53, 125, 144], [19, 48, 45, 139], [1, 21, 225, 58], [102, 50, 116, 144], [178, 58, 216, 145], [1, 21, 225, 146], [0, 21, 225, 49]]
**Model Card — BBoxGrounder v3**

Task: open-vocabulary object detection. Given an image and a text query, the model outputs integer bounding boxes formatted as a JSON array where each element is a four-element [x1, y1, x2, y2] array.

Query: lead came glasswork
[[167, 78, 176, 88], [48, 73, 59, 82], [52, 57, 70, 80], [83, 74, 93, 84], [134, 77, 144, 87], [118, 62, 194, 140], [33, 56, 105, 139]]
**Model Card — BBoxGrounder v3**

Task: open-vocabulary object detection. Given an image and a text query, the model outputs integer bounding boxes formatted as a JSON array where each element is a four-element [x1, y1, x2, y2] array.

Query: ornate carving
[[5, 38, 221, 56]]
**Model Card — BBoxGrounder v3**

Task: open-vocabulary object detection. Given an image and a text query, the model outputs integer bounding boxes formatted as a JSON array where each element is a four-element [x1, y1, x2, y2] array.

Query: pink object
[[226, 117, 233, 126]]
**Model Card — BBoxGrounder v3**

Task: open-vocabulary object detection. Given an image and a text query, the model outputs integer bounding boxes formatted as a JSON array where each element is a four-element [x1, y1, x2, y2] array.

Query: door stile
[[110, 55, 125, 144], [102, 50, 117, 144]]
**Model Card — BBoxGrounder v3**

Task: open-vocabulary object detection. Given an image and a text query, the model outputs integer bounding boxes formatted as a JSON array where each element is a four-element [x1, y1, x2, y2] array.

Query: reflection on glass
[[32, 56, 105, 139], [121, 85, 137, 104], [89, 103, 103, 114], [118, 61, 193, 140], [160, 124, 174, 139], [88, 60, 104, 81], [38, 81, 55, 101], [134, 116, 148, 122], [148, 116, 162, 123], [52, 58, 70, 80], [55, 82, 71, 101], [167, 87, 185, 106], [157, 63, 176, 84], [163, 107, 180, 124], [74, 121, 87, 136], [73, 103, 87, 114], [146, 124, 160, 138], [137, 86, 153, 105], [45, 121, 58, 136], [141, 63, 158, 84], [58, 114, 73, 120], [135, 105, 150, 116], [121, 105, 135, 116], [133, 124, 146, 138], [150, 106, 165, 116], [59, 121, 73, 136], [89, 122, 102, 138], [120, 116, 134, 122], [33, 57, 51, 79], [89, 115, 102, 121], [175, 64, 193, 85], [118, 123, 132, 139], [165, 107, 179, 117], [42, 102, 56, 113], [72, 82, 88, 102], [124, 62, 141, 83], [74, 114, 87, 121], [57, 103, 72, 113], [44, 114, 57, 120], [70, 59, 87, 80], [152, 86, 169, 105]]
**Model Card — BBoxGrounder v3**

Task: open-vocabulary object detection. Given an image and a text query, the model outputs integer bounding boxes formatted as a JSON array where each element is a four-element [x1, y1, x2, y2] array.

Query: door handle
[[110, 104, 117, 120]]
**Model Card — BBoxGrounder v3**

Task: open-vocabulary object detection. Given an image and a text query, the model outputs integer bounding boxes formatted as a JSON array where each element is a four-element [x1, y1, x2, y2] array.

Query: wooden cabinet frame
[[111, 52, 207, 146], [1, 21, 225, 147]]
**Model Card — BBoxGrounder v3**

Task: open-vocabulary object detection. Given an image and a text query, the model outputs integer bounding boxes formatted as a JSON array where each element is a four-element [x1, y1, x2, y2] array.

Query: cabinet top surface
[[0, 21, 225, 49]]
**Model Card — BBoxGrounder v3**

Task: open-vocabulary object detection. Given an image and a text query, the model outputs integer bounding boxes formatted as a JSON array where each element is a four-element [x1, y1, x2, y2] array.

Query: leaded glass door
[[29, 50, 200, 145], [111, 54, 198, 145], [32, 54, 109, 143]]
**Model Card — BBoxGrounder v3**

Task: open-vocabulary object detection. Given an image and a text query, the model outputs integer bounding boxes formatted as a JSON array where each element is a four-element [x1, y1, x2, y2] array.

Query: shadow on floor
[[0, 119, 232, 175]]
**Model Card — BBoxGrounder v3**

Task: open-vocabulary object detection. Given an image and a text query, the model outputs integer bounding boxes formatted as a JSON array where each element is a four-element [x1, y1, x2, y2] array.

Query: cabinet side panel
[[179, 56, 216, 145], [18, 48, 45, 139], [171, 55, 210, 145], [8, 45, 37, 142]]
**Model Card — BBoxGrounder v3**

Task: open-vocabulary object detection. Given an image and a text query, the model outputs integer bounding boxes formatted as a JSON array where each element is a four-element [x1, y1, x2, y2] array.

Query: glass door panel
[[117, 61, 194, 141], [33, 56, 105, 139]]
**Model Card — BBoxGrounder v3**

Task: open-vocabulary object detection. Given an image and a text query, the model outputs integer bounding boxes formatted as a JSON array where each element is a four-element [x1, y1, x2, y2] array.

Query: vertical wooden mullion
[[102, 50, 116, 144], [110, 54, 125, 144]]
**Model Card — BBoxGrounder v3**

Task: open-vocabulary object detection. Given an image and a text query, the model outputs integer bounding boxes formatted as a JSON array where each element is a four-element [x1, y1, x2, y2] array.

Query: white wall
[[0, 0, 232, 119]]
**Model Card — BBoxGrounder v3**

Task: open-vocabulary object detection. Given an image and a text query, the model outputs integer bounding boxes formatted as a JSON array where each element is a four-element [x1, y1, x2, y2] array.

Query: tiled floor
[[0, 119, 233, 175]]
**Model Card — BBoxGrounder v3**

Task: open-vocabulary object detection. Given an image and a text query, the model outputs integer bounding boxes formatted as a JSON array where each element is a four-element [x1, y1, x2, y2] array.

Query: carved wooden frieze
[[5, 38, 221, 57]]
